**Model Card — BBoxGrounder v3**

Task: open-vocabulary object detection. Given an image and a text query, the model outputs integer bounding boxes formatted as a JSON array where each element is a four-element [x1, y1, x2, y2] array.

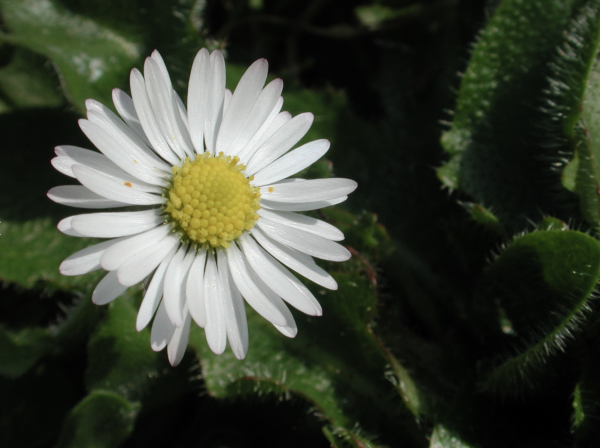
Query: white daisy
[[47, 48, 357, 366]]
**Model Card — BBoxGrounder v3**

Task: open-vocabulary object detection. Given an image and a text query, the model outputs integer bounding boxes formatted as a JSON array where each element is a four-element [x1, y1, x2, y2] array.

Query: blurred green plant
[[3, 0, 600, 447]]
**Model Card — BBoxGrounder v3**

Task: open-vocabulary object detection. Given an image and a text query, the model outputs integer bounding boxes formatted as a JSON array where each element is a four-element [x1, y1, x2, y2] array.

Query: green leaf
[[577, 60, 600, 230], [0, 0, 206, 112], [0, 46, 64, 111], [439, 0, 600, 227], [190, 271, 423, 447], [0, 0, 142, 111], [477, 230, 600, 394], [55, 390, 140, 448], [429, 425, 476, 448], [0, 326, 50, 378], [85, 295, 164, 401]]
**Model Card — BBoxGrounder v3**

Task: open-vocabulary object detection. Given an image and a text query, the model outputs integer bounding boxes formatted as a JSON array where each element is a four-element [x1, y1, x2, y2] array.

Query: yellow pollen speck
[[268, 187, 274, 193], [165, 152, 261, 248], [124, 182, 133, 187]]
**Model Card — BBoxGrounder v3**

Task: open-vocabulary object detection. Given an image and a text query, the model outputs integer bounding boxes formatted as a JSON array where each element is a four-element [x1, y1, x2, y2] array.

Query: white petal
[[167, 306, 192, 366], [252, 139, 329, 186], [225, 79, 284, 158], [136, 246, 178, 331], [216, 58, 268, 155], [48, 185, 127, 209], [188, 48, 210, 154], [223, 89, 233, 113], [71, 209, 163, 238], [57, 215, 86, 237], [245, 112, 314, 176], [251, 227, 337, 290], [130, 68, 181, 166], [92, 270, 128, 305], [79, 118, 169, 186], [226, 242, 289, 327], [204, 50, 226, 155], [150, 50, 172, 86], [112, 88, 152, 146], [118, 234, 180, 287], [204, 250, 227, 354], [257, 219, 350, 262], [52, 146, 162, 193], [218, 249, 249, 360], [144, 57, 195, 159], [260, 178, 357, 203], [151, 300, 176, 351], [163, 245, 195, 327], [186, 248, 208, 328], [85, 100, 169, 178], [257, 208, 344, 241], [59, 238, 122, 276], [100, 224, 171, 271], [174, 91, 190, 134], [239, 234, 321, 316], [274, 323, 298, 338], [238, 100, 285, 164], [260, 196, 347, 212], [72, 165, 166, 206]]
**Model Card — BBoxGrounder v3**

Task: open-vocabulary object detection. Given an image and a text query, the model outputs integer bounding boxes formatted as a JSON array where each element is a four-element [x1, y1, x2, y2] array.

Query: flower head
[[48, 49, 357, 365]]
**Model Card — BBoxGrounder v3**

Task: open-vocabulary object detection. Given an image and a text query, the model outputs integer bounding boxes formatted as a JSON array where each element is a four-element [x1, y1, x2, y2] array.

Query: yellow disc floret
[[165, 152, 261, 248]]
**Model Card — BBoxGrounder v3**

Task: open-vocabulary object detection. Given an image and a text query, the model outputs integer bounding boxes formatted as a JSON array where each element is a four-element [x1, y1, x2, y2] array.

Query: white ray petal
[[71, 209, 163, 238], [130, 68, 181, 166], [79, 118, 169, 186], [136, 246, 178, 331], [167, 305, 192, 366], [252, 139, 329, 186], [245, 112, 314, 176], [151, 300, 176, 351], [257, 219, 350, 262], [57, 215, 86, 237], [118, 234, 180, 287], [164, 245, 195, 327], [218, 249, 249, 360], [85, 99, 169, 176], [237, 98, 284, 163], [257, 208, 344, 241], [226, 242, 289, 327], [259, 196, 347, 212], [223, 89, 233, 114], [186, 248, 208, 328], [48, 185, 127, 209], [225, 79, 283, 158], [204, 250, 227, 354], [251, 227, 337, 290], [239, 234, 321, 316], [188, 48, 210, 154], [72, 165, 166, 206], [59, 238, 122, 276], [216, 58, 268, 155], [52, 146, 161, 193], [204, 50, 226, 155], [260, 178, 357, 203], [101, 224, 171, 271], [112, 88, 152, 146], [144, 57, 195, 159], [274, 323, 298, 338], [92, 270, 128, 305]]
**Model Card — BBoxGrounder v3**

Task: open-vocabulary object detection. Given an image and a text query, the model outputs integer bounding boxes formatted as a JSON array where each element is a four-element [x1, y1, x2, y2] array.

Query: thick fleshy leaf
[[477, 230, 600, 394], [55, 391, 140, 448], [438, 0, 600, 228]]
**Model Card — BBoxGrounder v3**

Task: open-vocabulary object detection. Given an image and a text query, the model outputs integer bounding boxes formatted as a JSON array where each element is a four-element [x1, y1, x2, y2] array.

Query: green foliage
[[3, 0, 600, 447], [476, 230, 600, 394]]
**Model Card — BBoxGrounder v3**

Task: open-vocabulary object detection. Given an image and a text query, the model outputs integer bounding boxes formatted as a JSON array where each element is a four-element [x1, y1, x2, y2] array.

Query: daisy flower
[[47, 48, 357, 366]]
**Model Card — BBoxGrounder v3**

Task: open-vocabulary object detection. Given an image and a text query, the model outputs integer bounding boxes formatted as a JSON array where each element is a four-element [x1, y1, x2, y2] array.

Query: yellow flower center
[[165, 152, 261, 248]]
